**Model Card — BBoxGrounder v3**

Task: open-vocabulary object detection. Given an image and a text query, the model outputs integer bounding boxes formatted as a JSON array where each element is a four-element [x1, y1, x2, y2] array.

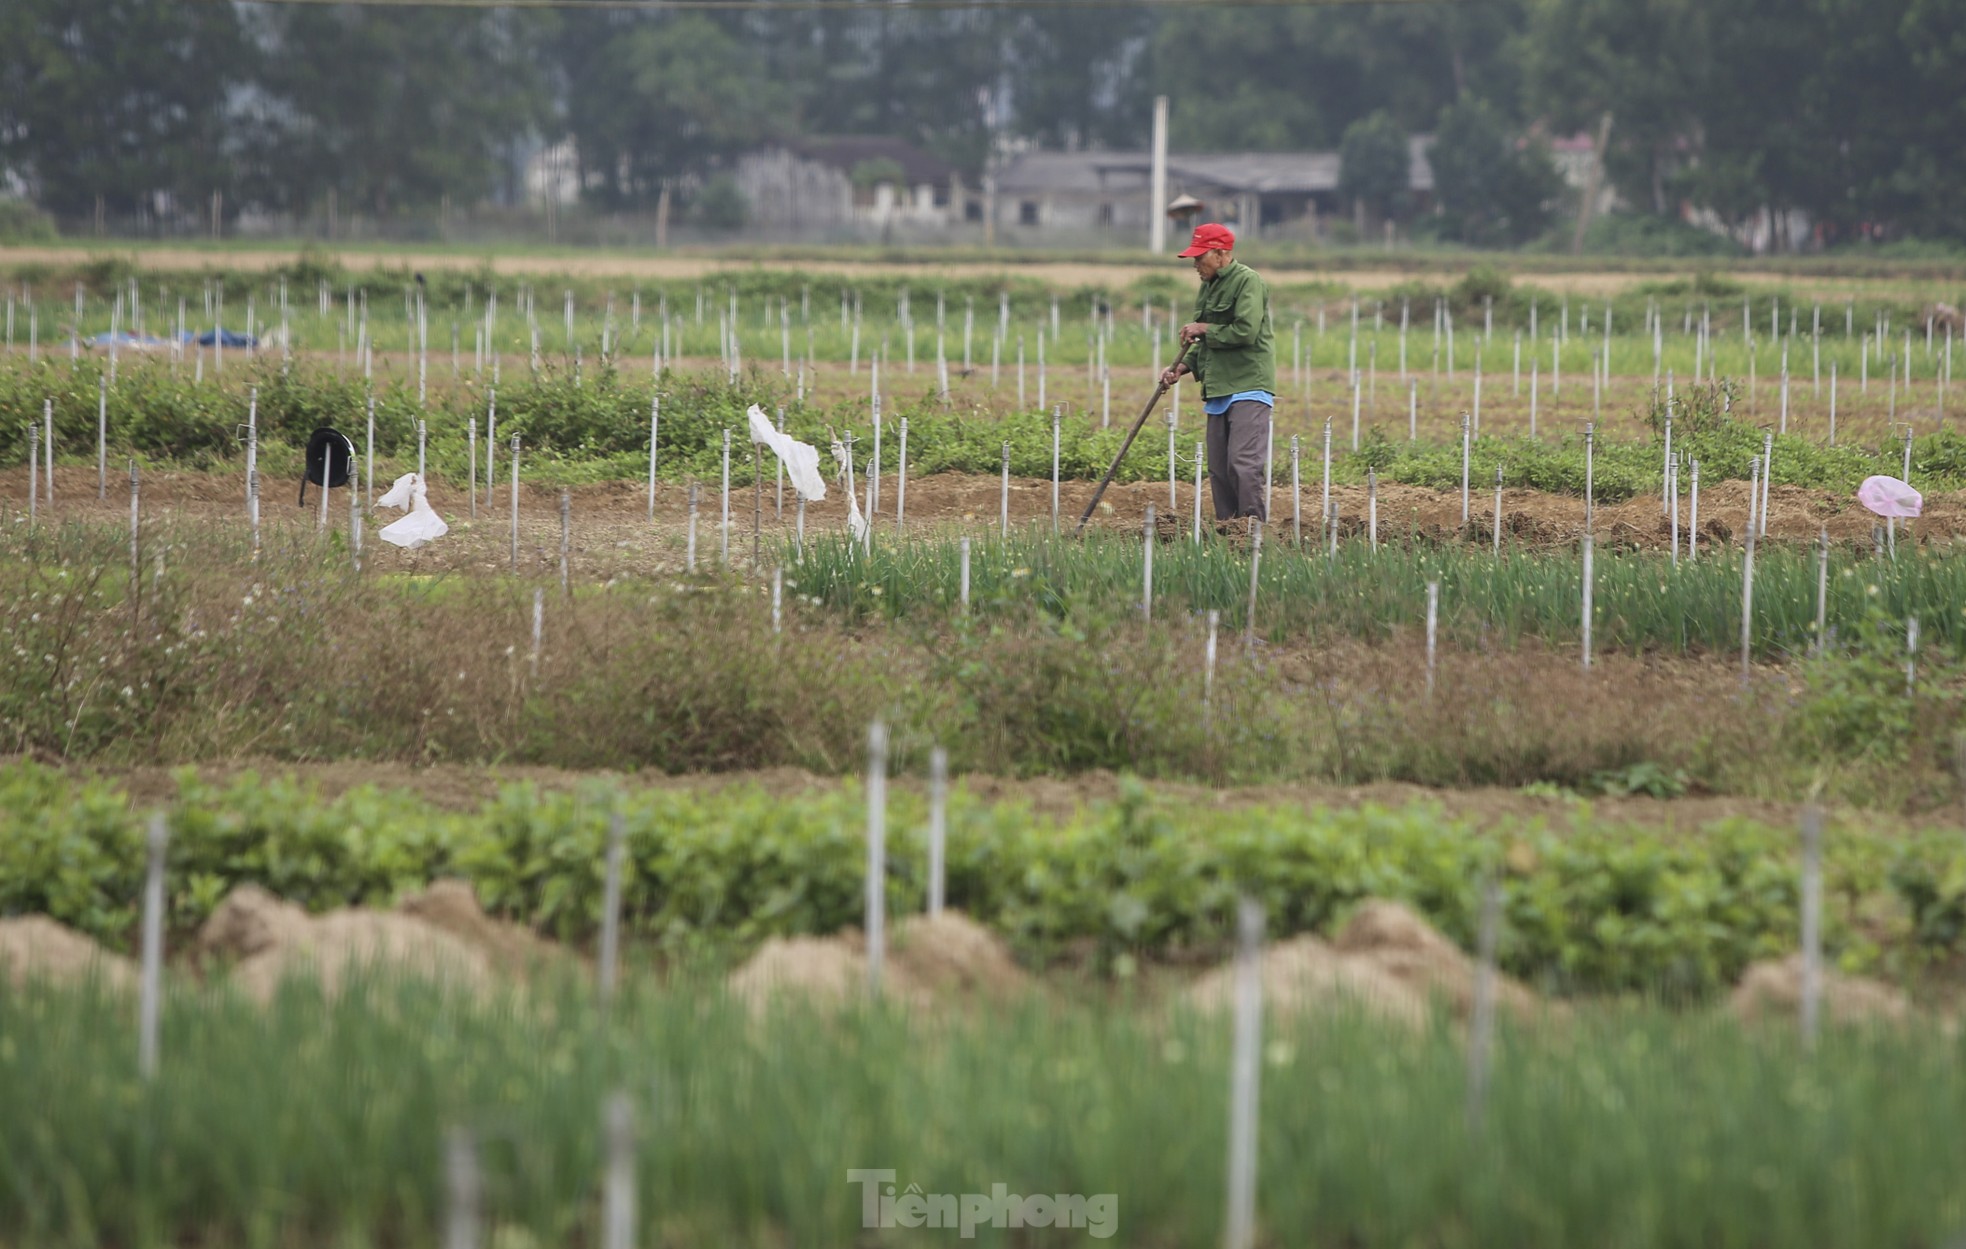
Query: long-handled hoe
[[1074, 342, 1193, 537]]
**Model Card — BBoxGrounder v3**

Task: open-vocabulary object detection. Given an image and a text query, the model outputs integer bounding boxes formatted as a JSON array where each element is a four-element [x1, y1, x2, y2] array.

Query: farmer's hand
[[1179, 321, 1212, 345], [1160, 363, 1188, 388]]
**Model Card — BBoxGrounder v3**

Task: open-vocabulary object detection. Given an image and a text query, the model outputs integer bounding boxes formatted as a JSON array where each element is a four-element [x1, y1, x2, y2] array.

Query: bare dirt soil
[[8, 461, 1959, 586]]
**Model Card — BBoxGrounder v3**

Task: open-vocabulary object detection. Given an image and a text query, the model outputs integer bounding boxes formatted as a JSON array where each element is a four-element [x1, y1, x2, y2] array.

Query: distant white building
[[524, 138, 581, 207], [1548, 131, 1619, 218], [989, 140, 1435, 242], [735, 137, 969, 235]]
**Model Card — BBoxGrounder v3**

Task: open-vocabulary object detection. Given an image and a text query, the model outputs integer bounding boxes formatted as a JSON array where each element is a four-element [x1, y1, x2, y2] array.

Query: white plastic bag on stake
[[376, 472, 449, 549], [746, 404, 826, 501], [830, 435, 867, 542]]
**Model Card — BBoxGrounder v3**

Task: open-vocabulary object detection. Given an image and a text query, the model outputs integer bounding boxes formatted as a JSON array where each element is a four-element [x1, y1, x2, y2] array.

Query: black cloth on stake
[[299, 427, 357, 506]]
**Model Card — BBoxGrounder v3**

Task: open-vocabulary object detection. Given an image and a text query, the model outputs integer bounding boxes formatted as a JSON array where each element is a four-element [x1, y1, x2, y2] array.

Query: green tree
[[1338, 110, 1410, 222], [247, 6, 546, 218], [1521, 0, 1711, 216], [1430, 99, 1563, 245], [0, 0, 244, 220], [558, 13, 791, 206]]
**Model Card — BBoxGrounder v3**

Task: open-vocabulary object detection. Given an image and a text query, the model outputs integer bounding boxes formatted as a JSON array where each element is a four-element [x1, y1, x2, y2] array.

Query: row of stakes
[[19, 277, 1955, 428], [20, 377, 1926, 687], [120, 733, 1837, 1248]]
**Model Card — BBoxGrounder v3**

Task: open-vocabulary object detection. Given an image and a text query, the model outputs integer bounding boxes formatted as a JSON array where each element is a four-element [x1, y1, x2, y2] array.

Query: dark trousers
[[1205, 399, 1272, 522]]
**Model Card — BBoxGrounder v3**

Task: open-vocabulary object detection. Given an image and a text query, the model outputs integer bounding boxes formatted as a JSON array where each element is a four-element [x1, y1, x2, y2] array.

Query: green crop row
[[8, 760, 1966, 995], [11, 972, 1966, 1248], [8, 252, 1958, 359], [0, 355, 1955, 498], [790, 524, 1966, 658]]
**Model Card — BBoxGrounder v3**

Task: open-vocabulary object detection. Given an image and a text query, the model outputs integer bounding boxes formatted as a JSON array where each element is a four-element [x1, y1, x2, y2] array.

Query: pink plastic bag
[[1857, 475, 1922, 519]]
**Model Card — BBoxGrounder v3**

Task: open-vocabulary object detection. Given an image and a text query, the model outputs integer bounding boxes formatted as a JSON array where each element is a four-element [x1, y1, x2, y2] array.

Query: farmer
[[1160, 222, 1276, 531]]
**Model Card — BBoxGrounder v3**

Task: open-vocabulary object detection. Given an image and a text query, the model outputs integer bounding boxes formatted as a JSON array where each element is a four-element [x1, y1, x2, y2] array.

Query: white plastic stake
[[1142, 504, 1155, 621], [866, 720, 888, 999], [602, 1094, 636, 1249], [1814, 528, 1829, 653], [1740, 495, 1758, 683], [959, 536, 971, 613], [468, 418, 478, 520], [1492, 468, 1503, 555], [1193, 441, 1204, 543], [1320, 419, 1332, 548], [1689, 461, 1701, 561], [1459, 413, 1471, 525], [999, 442, 1010, 539], [97, 378, 107, 500], [138, 812, 168, 1080], [721, 429, 731, 566], [1290, 435, 1301, 547], [1799, 805, 1823, 1049], [1223, 896, 1264, 1249], [648, 396, 659, 520], [771, 565, 783, 635], [1243, 523, 1263, 654], [927, 747, 948, 917], [686, 482, 698, 573], [129, 460, 140, 590], [1203, 609, 1219, 728], [598, 811, 625, 1006], [559, 490, 571, 597], [1425, 580, 1439, 698], [1584, 424, 1595, 534], [1465, 877, 1501, 1132], [897, 416, 909, 533], [445, 1129, 482, 1249], [1050, 407, 1062, 535], [529, 588, 543, 678], [510, 436, 521, 572], [1368, 470, 1378, 550], [1581, 533, 1594, 671]]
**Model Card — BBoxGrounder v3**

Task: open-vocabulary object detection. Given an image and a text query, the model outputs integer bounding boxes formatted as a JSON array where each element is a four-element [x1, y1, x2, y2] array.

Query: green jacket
[[1186, 260, 1276, 400]]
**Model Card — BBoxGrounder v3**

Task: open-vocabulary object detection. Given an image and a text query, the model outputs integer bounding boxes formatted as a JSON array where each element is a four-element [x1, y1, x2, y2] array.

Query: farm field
[[6, 253, 1966, 1247]]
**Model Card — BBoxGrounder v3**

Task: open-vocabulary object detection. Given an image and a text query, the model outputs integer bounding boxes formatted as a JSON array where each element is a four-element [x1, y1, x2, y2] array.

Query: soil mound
[[194, 884, 312, 959], [1729, 956, 1911, 1027], [0, 917, 135, 990], [1185, 935, 1428, 1030], [892, 912, 1029, 996], [727, 934, 888, 1009], [1334, 900, 1539, 1021], [727, 911, 1030, 1008], [397, 879, 562, 974], [197, 885, 492, 1002]]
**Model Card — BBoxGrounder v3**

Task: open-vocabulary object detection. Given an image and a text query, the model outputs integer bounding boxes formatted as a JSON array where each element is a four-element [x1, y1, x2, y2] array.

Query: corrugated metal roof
[[995, 139, 1436, 197]]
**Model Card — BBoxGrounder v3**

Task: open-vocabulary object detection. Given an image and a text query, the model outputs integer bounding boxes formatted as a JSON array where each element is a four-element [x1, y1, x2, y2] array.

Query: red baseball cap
[[1178, 222, 1235, 257]]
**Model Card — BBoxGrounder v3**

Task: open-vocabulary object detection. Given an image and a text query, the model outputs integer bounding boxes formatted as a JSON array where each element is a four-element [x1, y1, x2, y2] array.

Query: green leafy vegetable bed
[[8, 763, 1964, 996]]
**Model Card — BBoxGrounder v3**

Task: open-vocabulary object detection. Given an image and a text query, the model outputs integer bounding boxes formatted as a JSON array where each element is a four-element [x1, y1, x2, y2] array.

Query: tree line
[[1, 0, 1961, 246]]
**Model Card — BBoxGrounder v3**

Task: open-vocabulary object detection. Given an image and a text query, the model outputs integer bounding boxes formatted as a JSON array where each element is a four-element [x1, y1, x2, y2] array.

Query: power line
[[217, 0, 1448, 11]]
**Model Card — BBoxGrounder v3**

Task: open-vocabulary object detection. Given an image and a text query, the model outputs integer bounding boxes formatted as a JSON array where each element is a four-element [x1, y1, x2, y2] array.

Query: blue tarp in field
[[180, 327, 258, 348]]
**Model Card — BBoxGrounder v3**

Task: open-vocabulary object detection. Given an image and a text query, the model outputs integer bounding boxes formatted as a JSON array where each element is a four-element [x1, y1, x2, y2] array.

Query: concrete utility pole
[[1150, 95, 1170, 254]]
